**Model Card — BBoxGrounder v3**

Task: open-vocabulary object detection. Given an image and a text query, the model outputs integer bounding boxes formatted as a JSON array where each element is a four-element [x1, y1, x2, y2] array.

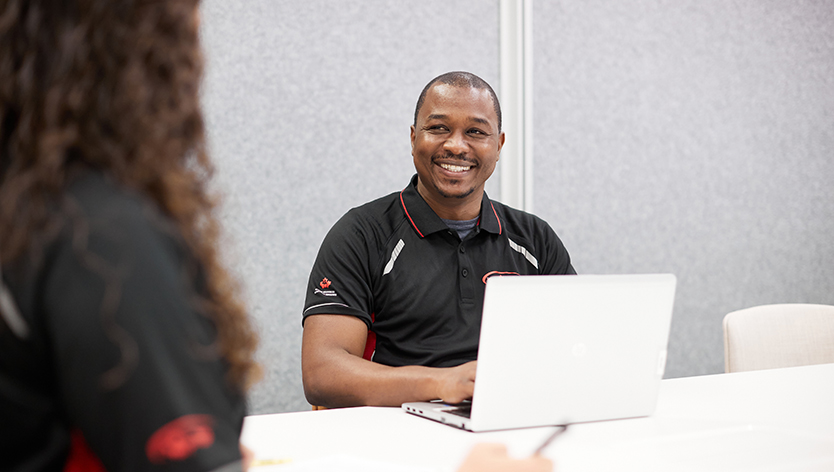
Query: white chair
[[723, 304, 834, 373]]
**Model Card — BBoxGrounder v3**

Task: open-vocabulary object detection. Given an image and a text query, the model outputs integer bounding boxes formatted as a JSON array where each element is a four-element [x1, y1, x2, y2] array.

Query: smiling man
[[301, 72, 575, 408]]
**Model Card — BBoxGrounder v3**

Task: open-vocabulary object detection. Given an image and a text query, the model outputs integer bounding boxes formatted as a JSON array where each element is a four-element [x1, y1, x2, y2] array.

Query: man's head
[[414, 72, 502, 133], [410, 72, 505, 219]]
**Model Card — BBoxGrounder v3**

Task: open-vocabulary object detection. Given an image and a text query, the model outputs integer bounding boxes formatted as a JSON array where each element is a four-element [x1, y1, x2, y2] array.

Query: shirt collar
[[399, 174, 502, 238]]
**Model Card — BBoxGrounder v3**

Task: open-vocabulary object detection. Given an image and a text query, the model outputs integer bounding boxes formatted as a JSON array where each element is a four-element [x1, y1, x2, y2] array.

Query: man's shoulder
[[325, 190, 409, 244], [487, 198, 574, 274], [488, 199, 555, 234], [349, 190, 402, 216]]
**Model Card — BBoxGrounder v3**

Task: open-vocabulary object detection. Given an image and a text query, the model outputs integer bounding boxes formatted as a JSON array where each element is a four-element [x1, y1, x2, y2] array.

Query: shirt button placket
[[459, 244, 468, 278], [459, 242, 475, 303]]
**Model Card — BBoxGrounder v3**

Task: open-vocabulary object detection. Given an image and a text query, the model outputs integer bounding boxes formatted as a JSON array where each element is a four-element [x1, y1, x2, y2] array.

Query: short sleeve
[[302, 209, 379, 328]]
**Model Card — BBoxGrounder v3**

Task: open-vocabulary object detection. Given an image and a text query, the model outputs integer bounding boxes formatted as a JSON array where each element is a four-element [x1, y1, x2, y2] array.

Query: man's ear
[[410, 125, 416, 150], [496, 132, 506, 159]]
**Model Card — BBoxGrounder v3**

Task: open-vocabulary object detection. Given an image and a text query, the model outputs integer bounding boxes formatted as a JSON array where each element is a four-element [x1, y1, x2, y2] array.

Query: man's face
[[411, 84, 505, 208]]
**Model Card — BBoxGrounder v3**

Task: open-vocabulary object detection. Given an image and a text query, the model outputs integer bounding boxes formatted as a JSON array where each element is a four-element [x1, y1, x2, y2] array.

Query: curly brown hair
[[0, 0, 259, 390]]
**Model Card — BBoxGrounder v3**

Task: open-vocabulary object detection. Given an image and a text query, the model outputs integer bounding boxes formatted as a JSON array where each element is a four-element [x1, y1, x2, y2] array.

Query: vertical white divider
[[499, 0, 534, 212]]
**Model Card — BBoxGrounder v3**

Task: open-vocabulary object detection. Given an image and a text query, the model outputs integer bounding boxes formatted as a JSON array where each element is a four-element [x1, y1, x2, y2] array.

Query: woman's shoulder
[[66, 171, 162, 226], [61, 171, 183, 258]]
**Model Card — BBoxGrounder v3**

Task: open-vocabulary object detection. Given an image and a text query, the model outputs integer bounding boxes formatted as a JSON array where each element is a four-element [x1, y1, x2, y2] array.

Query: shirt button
[[459, 246, 466, 254], [462, 268, 469, 277]]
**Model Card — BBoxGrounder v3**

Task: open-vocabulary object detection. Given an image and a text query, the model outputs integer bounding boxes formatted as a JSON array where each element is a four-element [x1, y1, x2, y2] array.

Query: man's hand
[[457, 443, 553, 472], [436, 360, 476, 404]]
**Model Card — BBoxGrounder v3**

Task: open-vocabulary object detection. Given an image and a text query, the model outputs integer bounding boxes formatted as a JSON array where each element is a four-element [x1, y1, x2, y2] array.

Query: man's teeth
[[440, 163, 471, 172]]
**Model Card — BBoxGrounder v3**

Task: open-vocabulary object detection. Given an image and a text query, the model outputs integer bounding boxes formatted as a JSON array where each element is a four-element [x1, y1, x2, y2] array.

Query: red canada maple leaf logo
[[319, 277, 332, 289]]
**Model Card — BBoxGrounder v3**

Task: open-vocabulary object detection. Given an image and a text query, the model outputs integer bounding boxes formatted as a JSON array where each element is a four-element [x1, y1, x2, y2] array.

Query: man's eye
[[468, 129, 486, 135], [427, 125, 447, 132]]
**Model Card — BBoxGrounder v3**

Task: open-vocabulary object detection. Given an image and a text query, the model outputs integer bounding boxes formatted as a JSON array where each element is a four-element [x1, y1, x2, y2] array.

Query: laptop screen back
[[469, 274, 676, 431]]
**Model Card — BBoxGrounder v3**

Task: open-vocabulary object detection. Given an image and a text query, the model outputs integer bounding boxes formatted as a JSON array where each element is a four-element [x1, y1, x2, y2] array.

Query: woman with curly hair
[[0, 0, 259, 470], [0, 1, 553, 471]]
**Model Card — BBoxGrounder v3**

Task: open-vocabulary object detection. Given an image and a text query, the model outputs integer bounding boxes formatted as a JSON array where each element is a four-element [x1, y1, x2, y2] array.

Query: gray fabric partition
[[201, 1, 499, 414], [533, 1, 834, 378], [201, 1, 833, 414]]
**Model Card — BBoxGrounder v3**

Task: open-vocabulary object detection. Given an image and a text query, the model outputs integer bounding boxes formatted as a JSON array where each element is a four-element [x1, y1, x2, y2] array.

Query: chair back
[[723, 303, 834, 372]]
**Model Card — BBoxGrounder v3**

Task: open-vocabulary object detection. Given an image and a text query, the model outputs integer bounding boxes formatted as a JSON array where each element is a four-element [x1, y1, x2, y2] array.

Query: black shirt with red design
[[302, 174, 575, 367], [0, 171, 245, 471]]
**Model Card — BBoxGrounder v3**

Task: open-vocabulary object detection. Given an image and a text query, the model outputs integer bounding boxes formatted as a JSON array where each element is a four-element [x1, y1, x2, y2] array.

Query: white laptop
[[402, 273, 677, 432]]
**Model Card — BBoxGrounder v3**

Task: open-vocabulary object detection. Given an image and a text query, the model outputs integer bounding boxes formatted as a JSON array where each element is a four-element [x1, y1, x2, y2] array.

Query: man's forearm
[[303, 350, 474, 408], [301, 314, 476, 408]]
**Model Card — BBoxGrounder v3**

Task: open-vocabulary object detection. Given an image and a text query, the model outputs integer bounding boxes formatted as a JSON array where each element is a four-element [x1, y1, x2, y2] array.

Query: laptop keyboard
[[444, 405, 472, 418]]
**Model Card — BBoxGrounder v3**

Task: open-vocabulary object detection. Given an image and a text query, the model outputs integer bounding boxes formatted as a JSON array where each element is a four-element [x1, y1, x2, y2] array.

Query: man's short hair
[[413, 71, 502, 133]]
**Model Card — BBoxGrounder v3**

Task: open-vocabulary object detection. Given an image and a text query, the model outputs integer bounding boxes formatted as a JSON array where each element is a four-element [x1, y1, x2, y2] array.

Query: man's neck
[[416, 182, 482, 220]]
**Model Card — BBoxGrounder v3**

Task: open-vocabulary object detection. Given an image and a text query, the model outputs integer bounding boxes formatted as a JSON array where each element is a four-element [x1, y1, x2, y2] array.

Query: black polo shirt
[[302, 174, 575, 368]]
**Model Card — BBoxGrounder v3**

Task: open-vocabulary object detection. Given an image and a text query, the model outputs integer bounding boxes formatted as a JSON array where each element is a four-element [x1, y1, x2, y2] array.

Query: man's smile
[[434, 153, 477, 174], [438, 162, 473, 173]]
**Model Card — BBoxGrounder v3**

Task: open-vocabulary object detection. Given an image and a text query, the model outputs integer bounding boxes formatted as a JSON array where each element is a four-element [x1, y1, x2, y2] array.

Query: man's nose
[[443, 131, 468, 155]]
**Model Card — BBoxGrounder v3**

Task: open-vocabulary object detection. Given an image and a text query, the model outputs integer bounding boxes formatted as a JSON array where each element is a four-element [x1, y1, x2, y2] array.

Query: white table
[[241, 363, 834, 471]]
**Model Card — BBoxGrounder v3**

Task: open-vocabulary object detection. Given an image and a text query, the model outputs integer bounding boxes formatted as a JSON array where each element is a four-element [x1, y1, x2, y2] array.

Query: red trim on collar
[[489, 201, 502, 235], [400, 190, 425, 238]]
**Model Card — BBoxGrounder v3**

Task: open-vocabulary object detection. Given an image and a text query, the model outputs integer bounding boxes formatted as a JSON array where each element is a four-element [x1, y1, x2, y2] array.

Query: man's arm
[[301, 314, 476, 408]]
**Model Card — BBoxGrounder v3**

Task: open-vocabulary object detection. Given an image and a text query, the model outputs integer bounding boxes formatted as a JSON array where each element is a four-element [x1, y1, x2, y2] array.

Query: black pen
[[533, 425, 568, 456]]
